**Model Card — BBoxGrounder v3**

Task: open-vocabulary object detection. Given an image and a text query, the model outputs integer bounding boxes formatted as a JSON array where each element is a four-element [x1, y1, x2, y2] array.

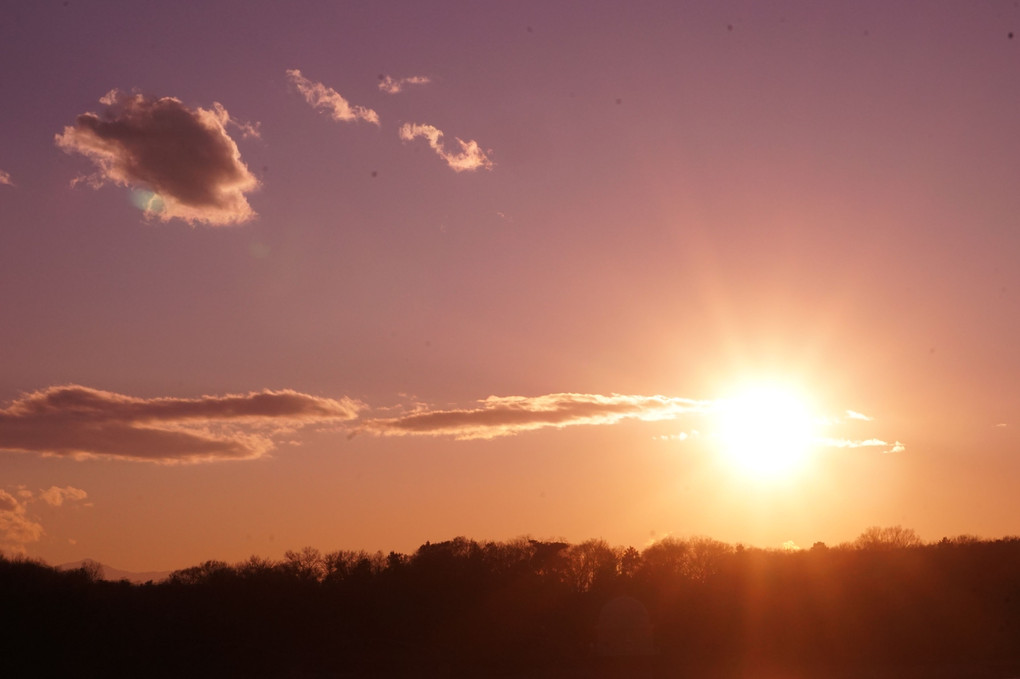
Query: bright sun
[[715, 384, 818, 480]]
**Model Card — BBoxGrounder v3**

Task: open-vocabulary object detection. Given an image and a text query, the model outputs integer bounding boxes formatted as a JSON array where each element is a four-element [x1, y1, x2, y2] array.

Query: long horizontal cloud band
[[362, 393, 711, 440], [7, 385, 356, 423], [0, 386, 360, 464], [0, 386, 901, 462]]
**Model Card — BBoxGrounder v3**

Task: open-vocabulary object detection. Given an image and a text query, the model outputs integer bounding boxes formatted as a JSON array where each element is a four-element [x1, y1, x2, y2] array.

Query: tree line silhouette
[[3, 527, 1019, 678]]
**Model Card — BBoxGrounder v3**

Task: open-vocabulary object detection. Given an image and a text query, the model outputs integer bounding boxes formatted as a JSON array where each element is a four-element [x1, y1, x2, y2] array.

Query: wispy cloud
[[228, 117, 262, 140], [398, 122, 493, 172], [655, 431, 696, 442], [55, 90, 259, 225], [0, 385, 361, 464], [287, 69, 380, 125], [38, 486, 89, 507], [0, 490, 45, 551], [819, 437, 905, 453], [1, 485, 89, 553], [0, 169, 13, 186], [361, 393, 709, 440], [0, 491, 17, 513], [845, 410, 872, 421], [361, 390, 903, 453], [378, 74, 431, 94]]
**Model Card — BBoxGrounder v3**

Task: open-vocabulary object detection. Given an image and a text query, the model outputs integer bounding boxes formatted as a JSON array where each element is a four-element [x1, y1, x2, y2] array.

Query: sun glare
[[715, 384, 818, 480]]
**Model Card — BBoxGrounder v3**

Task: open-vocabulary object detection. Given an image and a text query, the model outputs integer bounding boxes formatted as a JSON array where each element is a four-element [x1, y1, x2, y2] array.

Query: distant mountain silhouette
[[56, 559, 169, 583]]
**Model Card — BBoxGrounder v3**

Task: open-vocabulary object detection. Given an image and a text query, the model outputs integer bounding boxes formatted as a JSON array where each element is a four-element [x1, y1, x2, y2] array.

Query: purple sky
[[1, 1, 1019, 571]]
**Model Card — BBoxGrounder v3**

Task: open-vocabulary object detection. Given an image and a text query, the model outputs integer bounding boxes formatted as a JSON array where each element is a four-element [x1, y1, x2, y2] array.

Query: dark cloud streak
[[0, 386, 361, 464], [362, 393, 709, 440]]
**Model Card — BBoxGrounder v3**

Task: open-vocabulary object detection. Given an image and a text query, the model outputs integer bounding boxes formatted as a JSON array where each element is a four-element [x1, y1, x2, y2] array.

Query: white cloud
[[0, 385, 362, 464], [287, 69, 379, 125], [0, 383, 902, 463], [845, 410, 872, 421], [819, 437, 905, 454], [398, 122, 493, 172], [361, 390, 904, 455], [362, 393, 709, 440], [55, 90, 259, 225], [0, 485, 90, 553], [655, 432, 691, 442], [227, 116, 262, 140], [378, 74, 431, 94], [39, 486, 89, 507]]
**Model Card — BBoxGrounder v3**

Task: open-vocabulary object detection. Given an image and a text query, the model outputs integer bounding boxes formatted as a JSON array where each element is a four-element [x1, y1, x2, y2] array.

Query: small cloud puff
[[0, 170, 13, 186], [398, 122, 493, 172], [378, 74, 431, 94], [0, 485, 89, 552], [39, 486, 89, 507], [0, 490, 43, 550], [55, 90, 259, 225], [0, 385, 362, 464], [287, 69, 380, 125], [362, 393, 709, 440]]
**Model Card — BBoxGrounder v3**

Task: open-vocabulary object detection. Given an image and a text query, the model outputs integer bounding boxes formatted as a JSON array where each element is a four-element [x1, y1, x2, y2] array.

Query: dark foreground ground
[[3, 533, 1019, 678]]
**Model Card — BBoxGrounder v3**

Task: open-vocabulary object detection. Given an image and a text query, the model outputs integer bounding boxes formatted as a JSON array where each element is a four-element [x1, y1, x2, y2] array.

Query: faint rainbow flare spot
[[129, 189, 165, 216]]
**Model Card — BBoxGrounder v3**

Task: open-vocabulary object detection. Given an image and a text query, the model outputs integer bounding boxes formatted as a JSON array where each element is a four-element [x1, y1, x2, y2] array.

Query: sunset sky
[[2, 1, 1019, 572]]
